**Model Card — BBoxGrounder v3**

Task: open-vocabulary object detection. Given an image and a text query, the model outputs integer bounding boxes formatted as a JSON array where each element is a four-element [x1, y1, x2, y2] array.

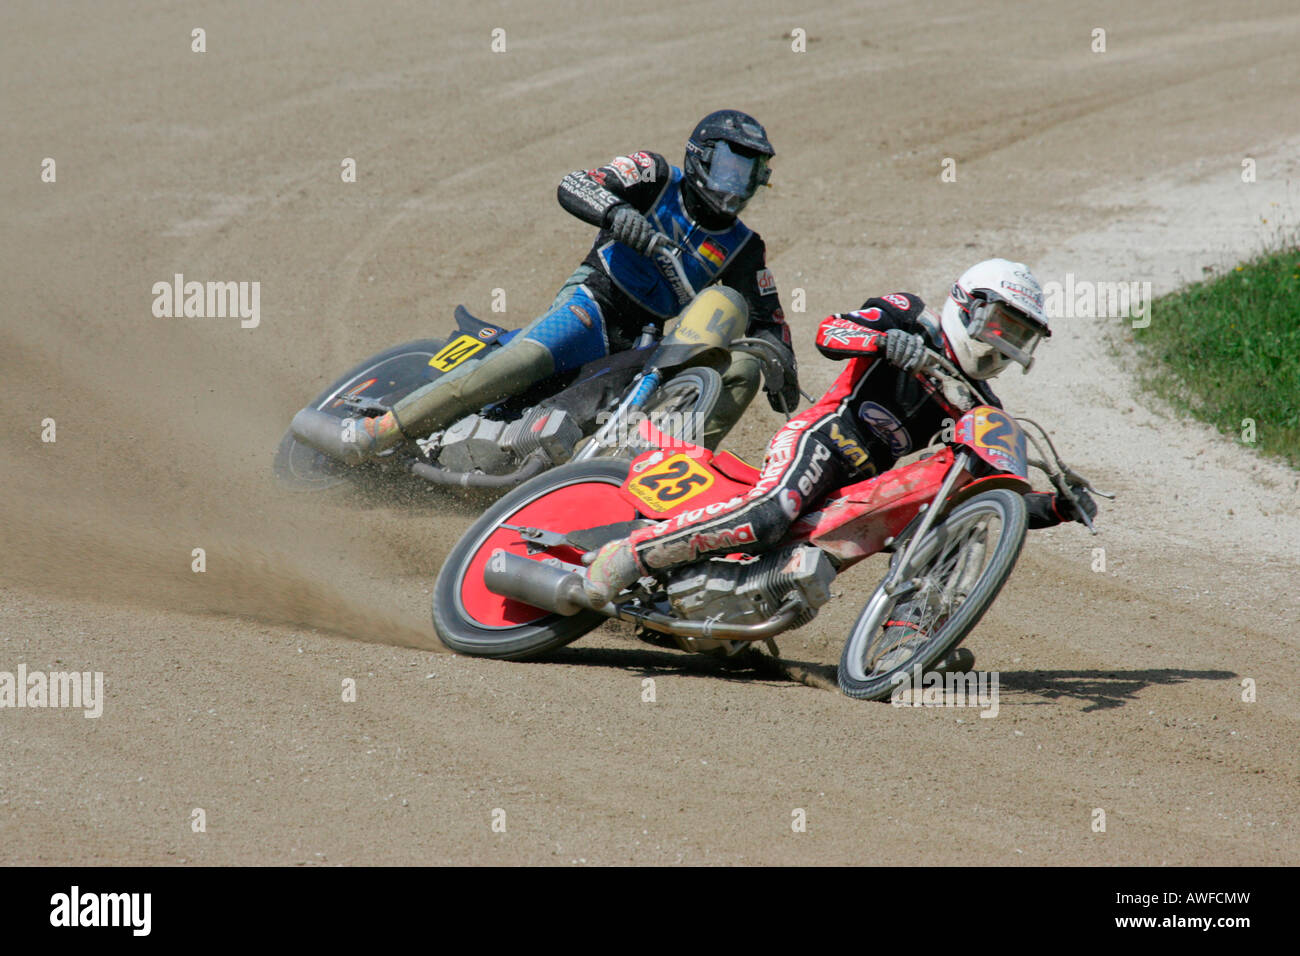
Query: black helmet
[[683, 110, 774, 218]]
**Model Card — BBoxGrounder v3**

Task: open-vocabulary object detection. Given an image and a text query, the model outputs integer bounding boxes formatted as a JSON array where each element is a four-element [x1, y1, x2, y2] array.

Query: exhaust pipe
[[483, 550, 599, 616]]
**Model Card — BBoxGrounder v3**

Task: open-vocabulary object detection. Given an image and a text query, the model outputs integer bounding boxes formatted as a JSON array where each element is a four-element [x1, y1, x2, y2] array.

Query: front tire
[[838, 489, 1028, 700], [432, 459, 636, 659], [588, 367, 722, 458]]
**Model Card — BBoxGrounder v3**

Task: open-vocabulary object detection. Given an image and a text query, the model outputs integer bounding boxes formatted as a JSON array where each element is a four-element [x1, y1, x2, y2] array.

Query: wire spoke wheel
[[838, 489, 1028, 700], [591, 367, 722, 457]]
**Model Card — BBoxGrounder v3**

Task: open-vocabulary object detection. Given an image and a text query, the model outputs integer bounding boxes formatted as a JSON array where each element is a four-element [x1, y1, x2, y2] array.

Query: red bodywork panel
[[795, 449, 964, 567], [618, 411, 1028, 569], [618, 445, 755, 519]]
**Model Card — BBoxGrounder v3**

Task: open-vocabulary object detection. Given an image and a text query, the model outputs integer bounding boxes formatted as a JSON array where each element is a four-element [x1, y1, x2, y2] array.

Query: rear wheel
[[433, 459, 635, 659], [273, 338, 445, 490], [838, 489, 1028, 700]]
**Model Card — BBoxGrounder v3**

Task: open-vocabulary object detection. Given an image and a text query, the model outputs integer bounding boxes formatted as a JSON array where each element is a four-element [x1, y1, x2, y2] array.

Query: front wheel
[[588, 366, 723, 458], [838, 489, 1028, 700], [432, 459, 636, 659]]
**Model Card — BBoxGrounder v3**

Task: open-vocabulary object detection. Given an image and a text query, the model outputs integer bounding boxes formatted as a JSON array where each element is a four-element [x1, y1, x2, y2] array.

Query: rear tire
[[432, 459, 635, 659], [838, 489, 1028, 700], [273, 338, 445, 491]]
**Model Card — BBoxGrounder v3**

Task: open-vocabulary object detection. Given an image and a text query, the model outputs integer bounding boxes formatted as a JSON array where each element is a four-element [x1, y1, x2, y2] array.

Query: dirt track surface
[[2, 1, 1297, 865]]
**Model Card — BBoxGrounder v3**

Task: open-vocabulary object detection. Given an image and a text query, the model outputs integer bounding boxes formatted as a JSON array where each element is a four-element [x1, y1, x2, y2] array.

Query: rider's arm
[[1025, 493, 1072, 529], [720, 233, 793, 350], [814, 294, 927, 360], [556, 151, 670, 227], [716, 234, 798, 410]]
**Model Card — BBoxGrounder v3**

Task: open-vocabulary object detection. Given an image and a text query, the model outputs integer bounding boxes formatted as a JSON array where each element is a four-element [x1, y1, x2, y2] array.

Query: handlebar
[[913, 346, 1115, 533]]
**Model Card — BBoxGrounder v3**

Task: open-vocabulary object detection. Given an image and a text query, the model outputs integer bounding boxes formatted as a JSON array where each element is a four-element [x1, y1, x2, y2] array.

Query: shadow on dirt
[[528, 648, 1239, 709], [998, 668, 1237, 712], [536, 643, 841, 691]]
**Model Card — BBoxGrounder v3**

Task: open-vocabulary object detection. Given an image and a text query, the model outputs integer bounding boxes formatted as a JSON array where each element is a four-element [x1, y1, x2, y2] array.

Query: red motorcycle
[[433, 349, 1111, 700]]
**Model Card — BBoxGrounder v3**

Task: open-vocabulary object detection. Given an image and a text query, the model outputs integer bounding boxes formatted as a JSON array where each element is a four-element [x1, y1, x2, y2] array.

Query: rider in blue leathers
[[292, 111, 800, 463]]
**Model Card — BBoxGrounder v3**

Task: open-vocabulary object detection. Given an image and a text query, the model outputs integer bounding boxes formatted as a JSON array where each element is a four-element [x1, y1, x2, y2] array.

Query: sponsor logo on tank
[[858, 401, 912, 456], [756, 268, 777, 295]]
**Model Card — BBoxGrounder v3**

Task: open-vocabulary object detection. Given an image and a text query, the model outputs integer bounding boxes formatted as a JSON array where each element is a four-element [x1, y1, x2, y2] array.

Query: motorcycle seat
[[453, 304, 507, 344]]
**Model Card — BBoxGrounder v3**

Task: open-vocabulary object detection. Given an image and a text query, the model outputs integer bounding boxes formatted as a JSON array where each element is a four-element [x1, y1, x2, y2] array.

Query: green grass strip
[[1134, 246, 1300, 468]]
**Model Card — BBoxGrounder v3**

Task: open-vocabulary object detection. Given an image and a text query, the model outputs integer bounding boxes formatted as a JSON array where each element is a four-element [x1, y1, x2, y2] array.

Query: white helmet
[[940, 259, 1051, 379]]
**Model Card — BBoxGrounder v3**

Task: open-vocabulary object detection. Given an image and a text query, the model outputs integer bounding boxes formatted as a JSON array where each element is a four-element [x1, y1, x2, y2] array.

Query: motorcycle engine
[[431, 407, 582, 475], [664, 545, 836, 628]]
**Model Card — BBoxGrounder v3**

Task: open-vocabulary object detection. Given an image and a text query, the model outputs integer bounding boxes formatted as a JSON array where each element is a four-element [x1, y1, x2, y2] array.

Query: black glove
[[1054, 486, 1097, 525], [884, 329, 927, 371], [763, 342, 801, 414], [606, 205, 657, 255]]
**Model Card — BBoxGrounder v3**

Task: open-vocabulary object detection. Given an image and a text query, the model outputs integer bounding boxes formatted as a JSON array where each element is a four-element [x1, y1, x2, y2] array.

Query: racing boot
[[583, 538, 645, 606], [290, 338, 555, 465]]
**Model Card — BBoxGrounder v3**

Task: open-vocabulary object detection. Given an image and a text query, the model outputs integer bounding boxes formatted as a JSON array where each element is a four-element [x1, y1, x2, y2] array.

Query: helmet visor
[[703, 141, 770, 214], [968, 299, 1044, 370]]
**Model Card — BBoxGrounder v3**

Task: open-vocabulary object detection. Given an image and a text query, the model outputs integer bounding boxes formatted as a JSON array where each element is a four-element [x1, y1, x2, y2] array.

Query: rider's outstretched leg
[[291, 272, 609, 464]]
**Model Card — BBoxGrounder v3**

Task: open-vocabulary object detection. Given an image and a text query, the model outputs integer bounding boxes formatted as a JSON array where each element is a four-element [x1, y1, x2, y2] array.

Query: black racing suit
[[557, 150, 795, 362], [627, 292, 1071, 571], [380, 150, 797, 448]]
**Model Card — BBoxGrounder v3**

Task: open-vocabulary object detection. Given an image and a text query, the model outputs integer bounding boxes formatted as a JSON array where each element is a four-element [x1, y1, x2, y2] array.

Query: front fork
[[573, 367, 663, 461], [882, 450, 972, 597]]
